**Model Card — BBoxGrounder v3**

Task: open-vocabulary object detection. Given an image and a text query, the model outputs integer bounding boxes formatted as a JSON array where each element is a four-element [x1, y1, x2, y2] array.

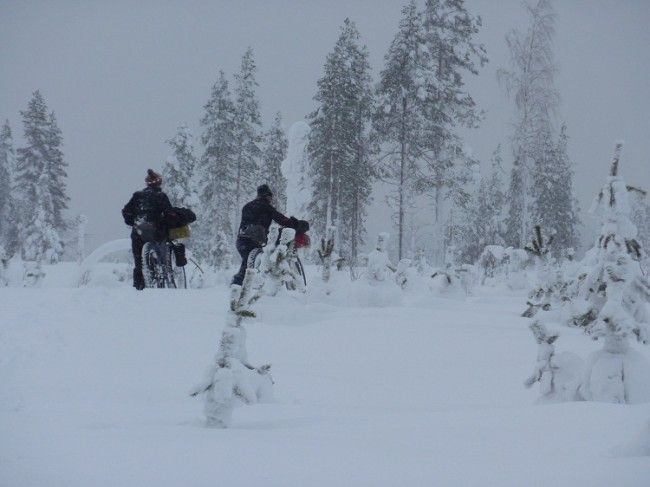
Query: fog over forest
[[1, 0, 649, 255]]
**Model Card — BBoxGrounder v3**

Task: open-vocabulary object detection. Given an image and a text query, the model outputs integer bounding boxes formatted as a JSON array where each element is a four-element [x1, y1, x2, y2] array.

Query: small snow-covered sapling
[[190, 269, 273, 427]]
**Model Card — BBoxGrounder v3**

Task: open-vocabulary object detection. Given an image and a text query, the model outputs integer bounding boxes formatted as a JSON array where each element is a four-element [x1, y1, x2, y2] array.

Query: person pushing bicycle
[[122, 169, 173, 290], [232, 184, 309, 286]]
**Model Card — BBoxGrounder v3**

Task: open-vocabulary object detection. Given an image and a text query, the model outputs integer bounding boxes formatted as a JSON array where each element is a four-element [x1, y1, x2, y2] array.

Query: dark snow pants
[[131, 231, 145, 289], [232, 237, 262, 286]]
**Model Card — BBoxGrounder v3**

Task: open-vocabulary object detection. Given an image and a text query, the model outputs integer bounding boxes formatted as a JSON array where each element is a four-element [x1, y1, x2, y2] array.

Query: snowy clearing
[[1, 277, 649, 487]]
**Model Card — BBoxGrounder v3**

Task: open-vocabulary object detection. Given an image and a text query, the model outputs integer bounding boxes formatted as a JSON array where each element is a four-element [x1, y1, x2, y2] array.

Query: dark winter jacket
[[237, 197, 297, 244], [122, 187, 173, 227]]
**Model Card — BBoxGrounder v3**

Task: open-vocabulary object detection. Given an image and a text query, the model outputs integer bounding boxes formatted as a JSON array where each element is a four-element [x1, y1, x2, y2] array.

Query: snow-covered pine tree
[[570, 143, 650, 403], [260, 112, 288, 212], [307, 19, 375, 265], [0, 120, 19, 256], [21, 171, 62, 284], [197, 71, 238, 268], [631, 190, 650, 272], [460, 145, 507, 263], [163, 125, 199, 208], [417, 0, 487, 265], [232, 47, 263, 214], [15, 91, 67, 265], [190, 269, 273, 428], [44, 111, 69, 231], [531, 123, 580, 256], [499, 0, 559, 249], [374, 1, 426, 260]]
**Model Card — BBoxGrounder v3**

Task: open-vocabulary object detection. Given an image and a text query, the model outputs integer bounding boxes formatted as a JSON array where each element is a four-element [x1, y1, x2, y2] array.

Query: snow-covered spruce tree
[[43, 110, 70, 231], [524, 321, 583, 402], [197, 71, 237, 268], [570, 144, 650, 403], [307, 19, 375, 266], [232, 47, 263, 214], [498, 0, 560, 249], [534, 124, 580, 255], [260, 112, 288, 212], [630, 191, 650, 272], [374, 1, 426, 261], [22, 172, 62, 284], [163, 125, 199, 208], [462, 145, 507, 263], [416, 0, 487, 265], [0, 120, 19, 256], [522, 225, 557, 318], [255, 227, 304, 295], [366, 232, 395, 284], [15, 91, 67, 266], [190, 269, 273, 428]]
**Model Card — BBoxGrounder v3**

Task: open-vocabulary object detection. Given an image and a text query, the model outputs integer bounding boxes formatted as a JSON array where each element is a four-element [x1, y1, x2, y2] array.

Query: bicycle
[[142, 238, 187, 289]]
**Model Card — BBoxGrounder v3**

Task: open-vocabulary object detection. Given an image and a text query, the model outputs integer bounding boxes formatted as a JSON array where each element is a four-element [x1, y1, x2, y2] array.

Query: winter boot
[[133, 268, 145, 290]]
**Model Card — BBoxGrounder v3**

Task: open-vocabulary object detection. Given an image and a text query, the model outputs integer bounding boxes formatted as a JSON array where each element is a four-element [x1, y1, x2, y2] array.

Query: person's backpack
[[133, 219, 158, 242], [239, 224, 267, 245]]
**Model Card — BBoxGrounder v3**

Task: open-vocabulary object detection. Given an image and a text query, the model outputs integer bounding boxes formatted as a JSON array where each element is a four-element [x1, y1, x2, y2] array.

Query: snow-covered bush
[[477, 245, 505, 285], [395, 258, 418, 291], [477, 245, 531, 289], [567, 143, 650, 403], [524, 321, 584, 402], [317, 226, 336, 284], [414, 248, 432, 276], [191, 269, 273, 428], [366, 232, 395, 284], [427, 246, 475, 296]]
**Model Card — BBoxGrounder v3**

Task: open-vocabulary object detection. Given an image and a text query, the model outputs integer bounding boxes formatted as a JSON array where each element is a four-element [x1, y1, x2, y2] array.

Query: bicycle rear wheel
[[166, 242, 187, 289], [143, 242, 163, 288]]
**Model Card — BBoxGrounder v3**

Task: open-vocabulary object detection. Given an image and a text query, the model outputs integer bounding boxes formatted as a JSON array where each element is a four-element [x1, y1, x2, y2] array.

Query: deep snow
[[1, 270, 649, 486]]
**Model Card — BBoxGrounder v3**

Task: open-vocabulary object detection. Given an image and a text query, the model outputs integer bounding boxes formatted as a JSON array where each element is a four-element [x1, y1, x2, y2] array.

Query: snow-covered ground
[[1, 268, 649, 486]]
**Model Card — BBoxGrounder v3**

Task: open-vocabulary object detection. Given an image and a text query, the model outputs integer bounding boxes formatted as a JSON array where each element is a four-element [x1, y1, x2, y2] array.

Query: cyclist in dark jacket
[[232, 184, 306, 286], [122, 169, 173, 290]]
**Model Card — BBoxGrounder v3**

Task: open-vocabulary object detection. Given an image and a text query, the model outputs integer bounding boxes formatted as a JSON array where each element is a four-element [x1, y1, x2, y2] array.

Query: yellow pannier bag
[[169, 225, 190, 240]]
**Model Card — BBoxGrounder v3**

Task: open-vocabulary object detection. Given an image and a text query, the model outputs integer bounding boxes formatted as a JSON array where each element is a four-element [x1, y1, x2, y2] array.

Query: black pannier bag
[[173, 243, 187, 267], [165, 207, 196, 228]]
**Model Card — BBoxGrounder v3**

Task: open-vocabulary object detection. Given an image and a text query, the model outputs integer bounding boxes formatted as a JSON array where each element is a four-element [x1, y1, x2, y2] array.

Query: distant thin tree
[[374, 1, 426, 260], [498, 0, 560, 249], [416, 0, 488, 264]]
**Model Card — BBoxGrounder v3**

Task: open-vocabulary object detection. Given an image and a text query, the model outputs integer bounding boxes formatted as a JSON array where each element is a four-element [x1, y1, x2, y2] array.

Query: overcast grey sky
[[1, 0, 649, 253]]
